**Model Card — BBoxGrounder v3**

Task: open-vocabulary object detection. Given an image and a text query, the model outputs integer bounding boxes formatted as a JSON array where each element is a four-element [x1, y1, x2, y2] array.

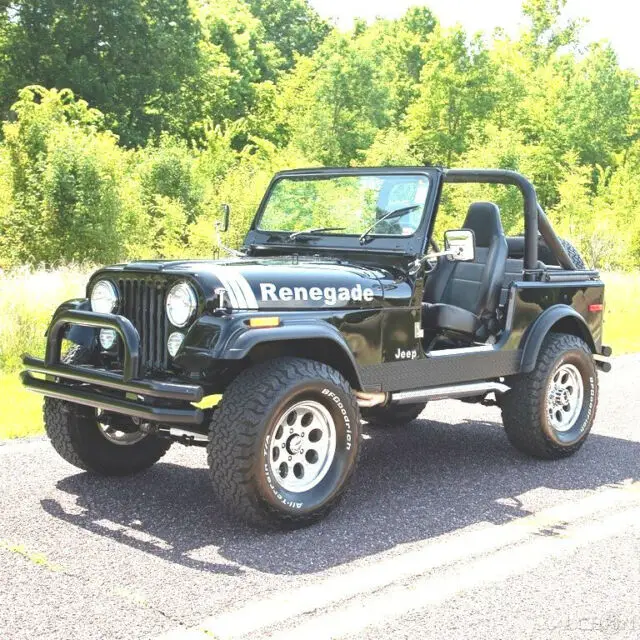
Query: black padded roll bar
[[444, 169, 539, 280]]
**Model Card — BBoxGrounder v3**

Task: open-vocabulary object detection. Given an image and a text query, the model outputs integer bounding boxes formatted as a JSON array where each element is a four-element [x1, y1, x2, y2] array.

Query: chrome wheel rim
[[267, 400, 336, 493], [97, 412, 147, 446], [546, 363, 584, 432]]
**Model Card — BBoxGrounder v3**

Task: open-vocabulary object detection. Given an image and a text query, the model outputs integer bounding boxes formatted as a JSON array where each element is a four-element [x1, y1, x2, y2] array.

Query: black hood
[[95, 256, 391, 311]]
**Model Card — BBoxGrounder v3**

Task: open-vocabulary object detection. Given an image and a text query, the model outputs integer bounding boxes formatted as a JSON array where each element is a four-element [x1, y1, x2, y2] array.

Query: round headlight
[[166, 282, 197, 327], [91, 280, 118, 314]]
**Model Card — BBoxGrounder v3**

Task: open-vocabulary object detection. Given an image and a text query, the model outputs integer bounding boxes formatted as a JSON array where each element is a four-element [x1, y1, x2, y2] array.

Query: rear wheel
[[501, 333, 598, 459], [207, 357, 361, 528], [43, 345, 171, 475], [362, 403, 427, 427]]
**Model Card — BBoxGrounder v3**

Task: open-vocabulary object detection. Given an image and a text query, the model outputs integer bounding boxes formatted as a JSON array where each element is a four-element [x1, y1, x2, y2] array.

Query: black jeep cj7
[[22, 167, 612, 528]]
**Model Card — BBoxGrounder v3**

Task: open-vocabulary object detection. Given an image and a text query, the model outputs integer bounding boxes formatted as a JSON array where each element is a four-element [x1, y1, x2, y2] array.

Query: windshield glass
[[258, 174, 430, 237]]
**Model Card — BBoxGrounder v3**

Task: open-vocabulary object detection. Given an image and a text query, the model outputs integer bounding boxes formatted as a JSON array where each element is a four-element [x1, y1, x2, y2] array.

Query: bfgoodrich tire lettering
[[207, 357, 361, 528], [501, 333, 598, 459]]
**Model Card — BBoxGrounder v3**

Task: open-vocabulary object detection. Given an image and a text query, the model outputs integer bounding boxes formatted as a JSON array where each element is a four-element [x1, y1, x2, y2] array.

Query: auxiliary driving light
[[167, 331, 185, 357], [99, 328, 117, 350]]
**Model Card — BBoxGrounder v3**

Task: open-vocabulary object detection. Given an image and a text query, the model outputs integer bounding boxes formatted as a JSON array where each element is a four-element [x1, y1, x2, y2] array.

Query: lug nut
[[288, 456, 292, 461]]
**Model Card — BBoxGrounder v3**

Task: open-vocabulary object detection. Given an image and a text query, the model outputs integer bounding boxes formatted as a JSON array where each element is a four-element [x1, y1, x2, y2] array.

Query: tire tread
[[207, 357, 360, 528], [501, 333, 597, 459]]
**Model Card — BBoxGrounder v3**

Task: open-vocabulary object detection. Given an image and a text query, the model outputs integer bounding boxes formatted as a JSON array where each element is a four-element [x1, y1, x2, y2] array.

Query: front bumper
[[21, 309, 205, 425]]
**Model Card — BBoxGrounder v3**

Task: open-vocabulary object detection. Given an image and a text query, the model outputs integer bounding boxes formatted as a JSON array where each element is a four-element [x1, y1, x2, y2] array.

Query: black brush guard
[[21, 309, 204, 425]]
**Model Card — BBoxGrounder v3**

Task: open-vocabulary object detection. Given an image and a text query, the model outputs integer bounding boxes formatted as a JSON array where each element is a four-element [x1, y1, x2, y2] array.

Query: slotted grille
[[117, 277, 169, 371]]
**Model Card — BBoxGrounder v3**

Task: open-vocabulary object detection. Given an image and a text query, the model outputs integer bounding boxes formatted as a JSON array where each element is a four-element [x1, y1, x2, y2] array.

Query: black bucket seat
[[422, 202, 508, 339]]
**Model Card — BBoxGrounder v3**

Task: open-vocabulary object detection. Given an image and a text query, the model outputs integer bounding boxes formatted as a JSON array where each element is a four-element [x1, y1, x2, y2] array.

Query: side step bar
[[391, 381, 510, 404], [356, 382, 509, 407]]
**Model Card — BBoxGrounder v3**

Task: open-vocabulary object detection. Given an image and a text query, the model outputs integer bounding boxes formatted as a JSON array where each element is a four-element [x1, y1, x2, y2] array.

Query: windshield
[[258, 174, 430, 238]]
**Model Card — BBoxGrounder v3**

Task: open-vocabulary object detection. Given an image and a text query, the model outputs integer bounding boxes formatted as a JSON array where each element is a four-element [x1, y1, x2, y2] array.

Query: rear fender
[[520, 305, 596, 373]]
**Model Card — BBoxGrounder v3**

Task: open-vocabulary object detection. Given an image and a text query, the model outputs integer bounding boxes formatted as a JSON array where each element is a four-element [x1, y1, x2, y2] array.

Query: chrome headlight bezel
[[166, 282, 197, 328], [90, 280, 119, 314]]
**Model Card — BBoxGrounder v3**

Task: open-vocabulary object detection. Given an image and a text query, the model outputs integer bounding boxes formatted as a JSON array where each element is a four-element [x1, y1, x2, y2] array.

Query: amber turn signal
[[248, 316, 281, 328]]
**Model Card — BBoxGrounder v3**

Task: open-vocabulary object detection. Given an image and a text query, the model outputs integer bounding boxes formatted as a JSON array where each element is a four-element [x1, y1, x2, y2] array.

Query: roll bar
[[443, 169, 576, 277], [536, 204, 576, 271]]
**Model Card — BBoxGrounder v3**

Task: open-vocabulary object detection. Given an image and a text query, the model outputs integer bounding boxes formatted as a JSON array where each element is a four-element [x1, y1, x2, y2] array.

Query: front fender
[[520, 304, 596, 373], [175, 315, 363, 387], [47, 299, 97, 349]]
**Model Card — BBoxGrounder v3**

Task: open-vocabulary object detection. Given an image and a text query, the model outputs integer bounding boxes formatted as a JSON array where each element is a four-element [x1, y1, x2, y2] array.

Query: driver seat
[[422, 202, 508, 339]]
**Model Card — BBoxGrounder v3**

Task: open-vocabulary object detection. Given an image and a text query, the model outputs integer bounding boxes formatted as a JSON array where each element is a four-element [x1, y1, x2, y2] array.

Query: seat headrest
[[462, 202, 504, 248]]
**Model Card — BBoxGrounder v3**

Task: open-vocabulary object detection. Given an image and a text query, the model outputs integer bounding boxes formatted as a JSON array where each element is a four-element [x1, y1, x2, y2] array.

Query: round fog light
[[167, 332, 185, 357], [99, 328, 117, 350]]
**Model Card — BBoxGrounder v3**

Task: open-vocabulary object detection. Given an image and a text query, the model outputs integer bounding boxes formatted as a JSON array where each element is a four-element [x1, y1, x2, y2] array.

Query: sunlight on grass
[[602, 272, 640, 355], [0, 373, 43, 439], [0, 265, 90, 372]]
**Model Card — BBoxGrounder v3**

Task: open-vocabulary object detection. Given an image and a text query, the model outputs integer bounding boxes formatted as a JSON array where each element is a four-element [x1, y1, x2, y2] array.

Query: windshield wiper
[[358, 205, 421, 245], [288, 226, 346, 241]]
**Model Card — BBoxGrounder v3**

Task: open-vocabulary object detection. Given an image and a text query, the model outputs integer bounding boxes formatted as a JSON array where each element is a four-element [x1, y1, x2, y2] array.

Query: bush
[[0, 87, 126, 267]]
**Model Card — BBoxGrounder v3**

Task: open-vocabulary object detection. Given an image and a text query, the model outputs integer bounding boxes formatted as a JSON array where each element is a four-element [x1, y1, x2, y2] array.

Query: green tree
[[0, 0, 203, 146], [276, 30, 391, 165], [405, 27, 496, 165], [245, 0, 330, 70], [519, 0, 583, 63]]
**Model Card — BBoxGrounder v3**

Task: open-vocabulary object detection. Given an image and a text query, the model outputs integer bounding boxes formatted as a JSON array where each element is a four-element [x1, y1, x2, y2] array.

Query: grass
[[0, 373, 43, 439], [601, 272, 640, 354], [0, 266, 89, 439], [0, 267, 637, 440], [0, 265, 90, 372]]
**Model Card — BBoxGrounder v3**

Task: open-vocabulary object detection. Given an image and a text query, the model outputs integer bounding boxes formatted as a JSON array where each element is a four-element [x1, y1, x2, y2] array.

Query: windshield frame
[[248, 167, 441, 255]]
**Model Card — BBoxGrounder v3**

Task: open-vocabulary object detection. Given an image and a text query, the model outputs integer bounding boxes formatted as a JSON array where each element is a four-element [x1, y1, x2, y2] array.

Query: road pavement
[[1, 355, 639, 640]]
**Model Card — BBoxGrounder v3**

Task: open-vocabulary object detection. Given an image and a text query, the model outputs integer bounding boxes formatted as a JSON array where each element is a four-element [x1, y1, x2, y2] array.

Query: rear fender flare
[[520, 305, 596, 373]]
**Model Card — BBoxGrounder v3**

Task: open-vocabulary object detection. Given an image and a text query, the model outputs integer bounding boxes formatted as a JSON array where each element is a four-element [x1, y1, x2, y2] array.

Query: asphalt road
[[1, 355, 639, 640]]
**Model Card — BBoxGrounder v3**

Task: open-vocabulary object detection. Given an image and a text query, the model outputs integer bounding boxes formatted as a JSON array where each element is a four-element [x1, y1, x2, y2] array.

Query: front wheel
[[44, 400, 172, 475], [43, 345, 170, 475], [207, 357, 361, 528], [501, 333, 598, 459]]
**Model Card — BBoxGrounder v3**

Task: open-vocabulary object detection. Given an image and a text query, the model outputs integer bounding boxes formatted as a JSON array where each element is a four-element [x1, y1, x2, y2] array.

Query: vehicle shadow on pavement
[[40, 415, 640, 576]]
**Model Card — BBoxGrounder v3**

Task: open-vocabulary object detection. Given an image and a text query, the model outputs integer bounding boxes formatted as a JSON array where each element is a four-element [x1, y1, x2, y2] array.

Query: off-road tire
[[362, 403, 427, 427], [207, 357, 361, 529], [43, 345, 171, 475], [559, 238, 587, 269], [501, 333, 598, 459]]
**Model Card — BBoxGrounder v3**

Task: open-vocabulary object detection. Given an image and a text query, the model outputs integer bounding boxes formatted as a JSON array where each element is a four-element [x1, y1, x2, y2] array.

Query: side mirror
[[218, 203, 230, 233], [444, 229, 475, 262]]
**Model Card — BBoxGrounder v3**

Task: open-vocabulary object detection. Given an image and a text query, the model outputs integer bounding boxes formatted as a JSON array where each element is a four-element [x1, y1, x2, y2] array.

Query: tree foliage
[[0, 1, 639, 270]]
